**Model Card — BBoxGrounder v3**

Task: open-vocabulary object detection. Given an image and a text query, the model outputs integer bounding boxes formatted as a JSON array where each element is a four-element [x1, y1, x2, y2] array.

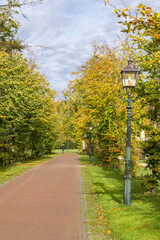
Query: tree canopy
[[58, 43, 144, 173], [0, 0, 42, 52], [0, 52, 58, 165]]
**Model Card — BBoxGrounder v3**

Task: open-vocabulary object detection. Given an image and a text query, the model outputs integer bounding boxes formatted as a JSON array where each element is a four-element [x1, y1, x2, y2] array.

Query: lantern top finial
[[121, 59, 139, 73], [128, 59, 133, 65]]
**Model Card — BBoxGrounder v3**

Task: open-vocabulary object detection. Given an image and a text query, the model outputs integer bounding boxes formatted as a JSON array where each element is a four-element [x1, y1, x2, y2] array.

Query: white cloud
[[15, 0, 160, 92]]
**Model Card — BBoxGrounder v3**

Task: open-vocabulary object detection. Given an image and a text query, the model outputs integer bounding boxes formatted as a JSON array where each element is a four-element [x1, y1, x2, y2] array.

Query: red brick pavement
[[0, 153, 82, 240]]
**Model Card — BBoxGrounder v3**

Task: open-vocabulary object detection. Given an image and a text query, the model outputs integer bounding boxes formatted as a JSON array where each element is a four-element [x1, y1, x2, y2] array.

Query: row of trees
[[0, 0, 59, 166], [114, 2, 160, 190], [58, 43, 144, 170], [58, 2, 159, 191]]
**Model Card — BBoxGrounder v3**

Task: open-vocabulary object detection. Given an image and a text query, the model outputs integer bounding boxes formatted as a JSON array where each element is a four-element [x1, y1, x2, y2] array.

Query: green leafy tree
[[0, 0, 24, 52], [105, 1, 160, 190], [0, 51, 58, 165]]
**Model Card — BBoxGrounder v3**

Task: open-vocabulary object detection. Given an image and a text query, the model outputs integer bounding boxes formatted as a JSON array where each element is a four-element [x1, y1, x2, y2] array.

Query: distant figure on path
[[61, 144, 65, 154]]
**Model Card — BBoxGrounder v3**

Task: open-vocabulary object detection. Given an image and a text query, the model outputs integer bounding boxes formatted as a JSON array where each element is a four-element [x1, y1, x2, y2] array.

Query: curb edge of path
[[79, 165, 87, 240]]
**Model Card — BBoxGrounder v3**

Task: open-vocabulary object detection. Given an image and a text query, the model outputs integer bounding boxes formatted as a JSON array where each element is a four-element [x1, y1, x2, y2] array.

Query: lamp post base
[[124, 175, 131, 206]]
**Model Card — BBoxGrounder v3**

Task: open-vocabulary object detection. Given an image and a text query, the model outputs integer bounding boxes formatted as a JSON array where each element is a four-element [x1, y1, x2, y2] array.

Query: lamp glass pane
[[123, 73, 136, 87]]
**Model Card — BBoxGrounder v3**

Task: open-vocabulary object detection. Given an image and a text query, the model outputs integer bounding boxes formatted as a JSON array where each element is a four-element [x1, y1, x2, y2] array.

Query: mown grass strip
[[0, 153, 60, 184], [80, 154, 160, 240]]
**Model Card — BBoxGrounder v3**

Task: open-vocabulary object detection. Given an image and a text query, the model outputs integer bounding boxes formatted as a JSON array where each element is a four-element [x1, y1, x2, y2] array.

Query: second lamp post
[[67, 137, 69, 152], [84, 133, 86, 155], [89, 122, 93, 163]]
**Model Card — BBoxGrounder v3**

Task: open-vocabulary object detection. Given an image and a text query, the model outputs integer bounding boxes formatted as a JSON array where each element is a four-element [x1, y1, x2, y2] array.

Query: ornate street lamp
[[84, 133, 86, 155], [88, 123, 93, 163], [121, 59, 140, 206]]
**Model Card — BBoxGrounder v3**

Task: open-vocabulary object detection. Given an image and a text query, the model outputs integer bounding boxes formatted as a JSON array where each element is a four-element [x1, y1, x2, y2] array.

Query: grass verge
[[0, 153, 60, 185], [80, 154, 160, 240]]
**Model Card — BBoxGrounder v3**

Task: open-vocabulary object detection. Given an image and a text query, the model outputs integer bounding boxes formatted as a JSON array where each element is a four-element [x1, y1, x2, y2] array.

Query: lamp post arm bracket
[[120, 96, 139, 103]]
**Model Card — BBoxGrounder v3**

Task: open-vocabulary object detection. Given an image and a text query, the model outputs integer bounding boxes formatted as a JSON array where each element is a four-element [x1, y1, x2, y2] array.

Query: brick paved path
[[0, 153, 82, 240]]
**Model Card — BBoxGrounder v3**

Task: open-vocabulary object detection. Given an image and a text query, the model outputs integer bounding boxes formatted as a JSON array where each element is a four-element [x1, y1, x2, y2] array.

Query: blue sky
[[13, 0, 160, 93]]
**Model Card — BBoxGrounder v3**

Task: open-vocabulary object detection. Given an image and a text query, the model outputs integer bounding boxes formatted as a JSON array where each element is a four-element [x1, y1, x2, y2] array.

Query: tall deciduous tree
[[106, 1, 160, 190], [0, 51, 58, 165]]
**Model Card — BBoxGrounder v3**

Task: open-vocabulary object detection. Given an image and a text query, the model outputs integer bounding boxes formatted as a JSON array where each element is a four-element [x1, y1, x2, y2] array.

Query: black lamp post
[[67, 137, 69, 152], [84, 133, 86, 155], [121, 59, 139, 206], [88, 122, 93, 163]]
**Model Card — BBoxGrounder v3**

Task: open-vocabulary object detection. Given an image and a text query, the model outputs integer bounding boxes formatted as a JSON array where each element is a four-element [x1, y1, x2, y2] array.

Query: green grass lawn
[[80, 154, 160, 240], [0, 153, 60, 185]]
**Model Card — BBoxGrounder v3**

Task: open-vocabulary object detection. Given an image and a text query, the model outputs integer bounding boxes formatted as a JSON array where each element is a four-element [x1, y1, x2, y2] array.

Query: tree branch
[[0, 0, 43, 8]]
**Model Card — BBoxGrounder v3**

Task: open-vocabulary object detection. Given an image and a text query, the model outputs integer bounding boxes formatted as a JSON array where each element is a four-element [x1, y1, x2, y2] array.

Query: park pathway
[[0, 153, 82, 240]]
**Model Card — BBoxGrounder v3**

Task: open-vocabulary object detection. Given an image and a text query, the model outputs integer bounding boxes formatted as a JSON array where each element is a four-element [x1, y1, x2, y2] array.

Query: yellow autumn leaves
[[59, 43, 144, 172]]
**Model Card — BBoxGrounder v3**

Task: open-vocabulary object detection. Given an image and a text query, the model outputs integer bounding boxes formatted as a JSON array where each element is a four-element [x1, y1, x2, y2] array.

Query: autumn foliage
[[59, 43, 143, 173], [112, 2, 160, 191], [59, 2, 159, 190]]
